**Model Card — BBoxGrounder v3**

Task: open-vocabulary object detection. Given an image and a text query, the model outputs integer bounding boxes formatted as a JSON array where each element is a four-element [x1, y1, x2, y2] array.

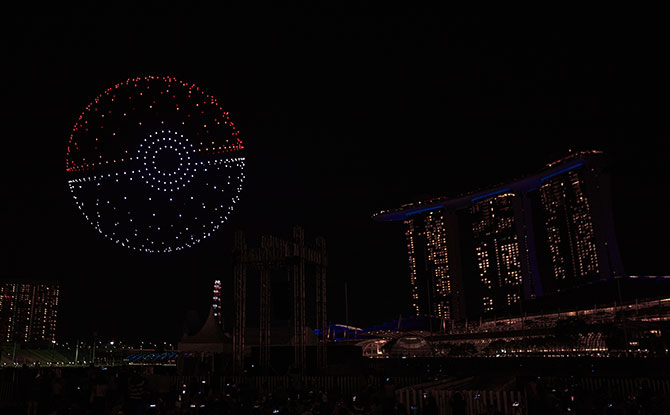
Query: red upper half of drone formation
[[65, 76, 244, 173]]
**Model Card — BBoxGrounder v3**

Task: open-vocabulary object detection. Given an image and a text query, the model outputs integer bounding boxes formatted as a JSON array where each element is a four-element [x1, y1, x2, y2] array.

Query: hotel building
[[374, 151, 623, 319]]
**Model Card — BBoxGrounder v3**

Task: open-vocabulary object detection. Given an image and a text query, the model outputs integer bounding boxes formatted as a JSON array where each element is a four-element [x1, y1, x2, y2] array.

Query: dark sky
[[2, 13, 670, 342]]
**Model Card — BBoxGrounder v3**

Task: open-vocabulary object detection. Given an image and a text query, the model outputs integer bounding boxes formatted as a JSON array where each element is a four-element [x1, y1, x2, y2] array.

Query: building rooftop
[[372, 150, 604, 222]]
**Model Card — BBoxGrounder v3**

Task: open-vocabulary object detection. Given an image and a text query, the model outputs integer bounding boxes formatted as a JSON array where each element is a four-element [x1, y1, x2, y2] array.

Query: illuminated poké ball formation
[[65, 76, 245, 253]]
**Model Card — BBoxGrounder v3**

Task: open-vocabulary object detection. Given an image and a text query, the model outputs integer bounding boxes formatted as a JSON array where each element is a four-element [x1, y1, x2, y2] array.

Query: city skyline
[[2, 15, 670, 342]]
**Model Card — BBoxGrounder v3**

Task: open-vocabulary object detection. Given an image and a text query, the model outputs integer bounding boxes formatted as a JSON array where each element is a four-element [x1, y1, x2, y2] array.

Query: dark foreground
[[1, 357, 670, 414]]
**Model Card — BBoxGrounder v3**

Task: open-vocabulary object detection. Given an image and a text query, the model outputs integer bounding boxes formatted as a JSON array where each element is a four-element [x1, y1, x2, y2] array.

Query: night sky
[[2, 13, 670, 342]]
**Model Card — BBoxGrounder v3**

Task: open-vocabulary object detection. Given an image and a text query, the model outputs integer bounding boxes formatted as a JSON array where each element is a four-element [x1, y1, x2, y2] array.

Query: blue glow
[[124, 352, 179, 363], [540, 163, 583, 182], [405, 205, 444, 217], [471, 188, 512, 203]]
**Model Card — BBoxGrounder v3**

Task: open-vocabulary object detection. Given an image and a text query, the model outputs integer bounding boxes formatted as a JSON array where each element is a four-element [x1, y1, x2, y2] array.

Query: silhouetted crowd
[[0, 365, 405, 414], [522, 376, 670, 415], [3, 365, 670, 414]]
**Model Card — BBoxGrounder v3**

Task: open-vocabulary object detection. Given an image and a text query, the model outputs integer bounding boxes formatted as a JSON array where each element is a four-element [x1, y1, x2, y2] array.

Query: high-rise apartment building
[[374, 151, 623, 320], [0, 280, 60, 344]]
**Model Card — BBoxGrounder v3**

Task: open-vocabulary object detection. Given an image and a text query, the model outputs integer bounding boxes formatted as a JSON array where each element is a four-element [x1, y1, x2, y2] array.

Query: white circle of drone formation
[[140, 130, 197, 192], [65, 76, 246, 253]]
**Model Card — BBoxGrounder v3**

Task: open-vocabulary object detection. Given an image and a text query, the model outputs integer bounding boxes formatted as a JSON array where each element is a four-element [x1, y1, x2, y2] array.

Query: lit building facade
[[375, 151, 623, 320], [212, 279, 223, 328], [533, 166, 604, 292], [469, 193, 522, 313], [0, 280, 60, 344], [403, 211, 464, 319]]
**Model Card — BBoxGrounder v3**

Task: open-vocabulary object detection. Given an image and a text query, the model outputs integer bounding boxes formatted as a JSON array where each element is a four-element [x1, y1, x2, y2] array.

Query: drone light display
[[66, 76, 245, 253]]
